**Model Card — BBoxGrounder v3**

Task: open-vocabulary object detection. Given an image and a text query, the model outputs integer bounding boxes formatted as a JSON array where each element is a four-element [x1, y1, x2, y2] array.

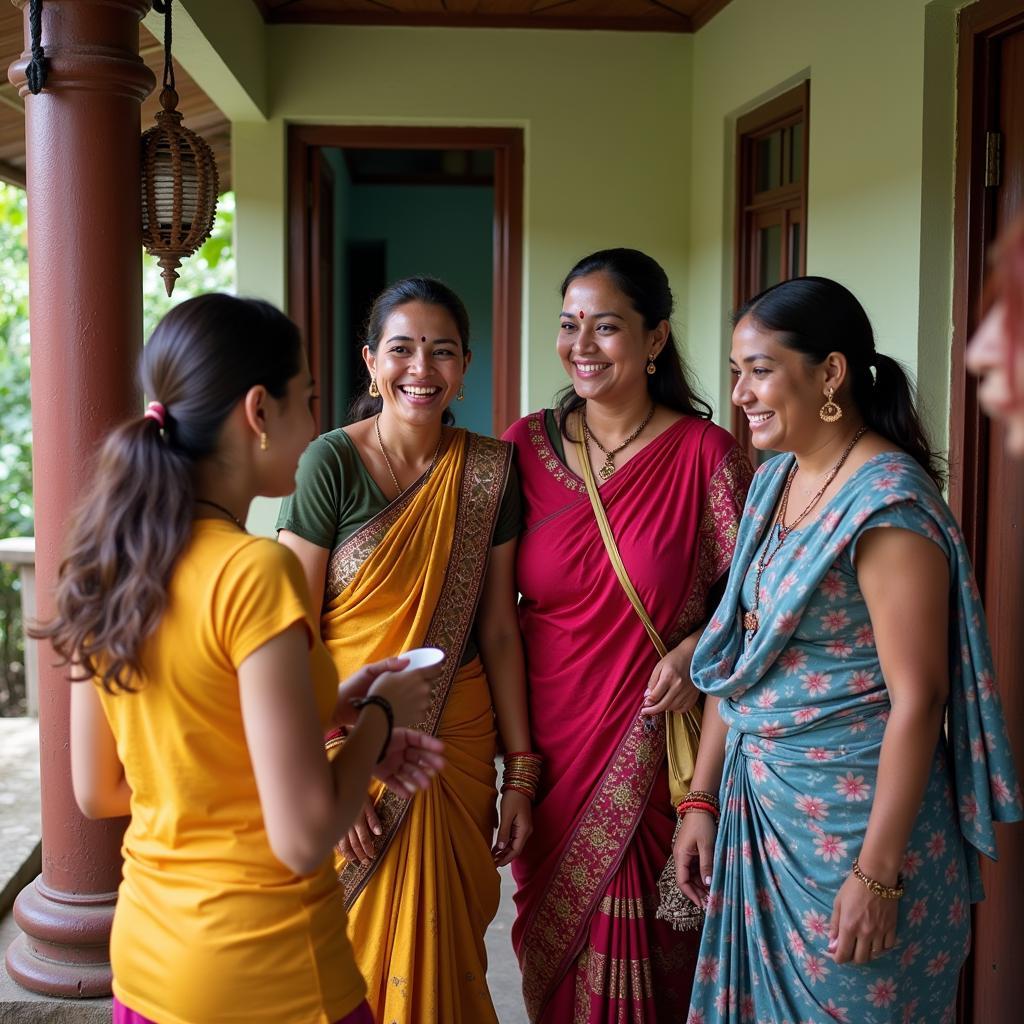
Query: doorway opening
[[288, 126, 523, 438]]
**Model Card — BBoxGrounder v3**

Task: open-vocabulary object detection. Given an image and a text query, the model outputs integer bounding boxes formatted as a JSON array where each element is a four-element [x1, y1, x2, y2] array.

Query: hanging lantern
[[141, 0, 218, 296]]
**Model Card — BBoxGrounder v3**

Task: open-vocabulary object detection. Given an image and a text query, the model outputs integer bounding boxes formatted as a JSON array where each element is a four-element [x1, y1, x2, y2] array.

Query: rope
[[25, 0, 48, 95], [154, 0, 175, 94]]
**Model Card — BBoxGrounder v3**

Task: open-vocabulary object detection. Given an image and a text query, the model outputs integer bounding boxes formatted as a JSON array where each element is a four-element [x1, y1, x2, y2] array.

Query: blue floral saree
[[688, 452, 1022, 1024]]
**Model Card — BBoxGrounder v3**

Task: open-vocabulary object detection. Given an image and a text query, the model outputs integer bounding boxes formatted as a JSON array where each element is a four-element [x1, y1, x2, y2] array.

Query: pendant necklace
[[582, 403, 656, 481], [743, 426, 867, 640], [375, 414, 443, 499], [195, 498, 246, 532]]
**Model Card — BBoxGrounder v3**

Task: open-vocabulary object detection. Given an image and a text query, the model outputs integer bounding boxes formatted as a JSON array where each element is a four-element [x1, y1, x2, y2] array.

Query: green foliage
[[143, 191, 236, 340], [0, 182, 31, 714], [0, 186, 236, 713]]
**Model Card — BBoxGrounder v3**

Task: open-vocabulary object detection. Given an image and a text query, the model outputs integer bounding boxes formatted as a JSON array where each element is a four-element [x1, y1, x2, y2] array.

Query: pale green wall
[[202, 3, 964, 532], [686, 0, 960, 448], [232, 25, 693, 411]]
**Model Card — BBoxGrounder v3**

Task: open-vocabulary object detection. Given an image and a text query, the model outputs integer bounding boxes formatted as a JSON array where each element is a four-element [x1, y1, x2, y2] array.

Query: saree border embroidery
[[338, 433, 511, 907], [325, 481, 422, 599], [667, 446, 752, 648], [527, 411, 586, 494], [519, 713, 665, 1021]]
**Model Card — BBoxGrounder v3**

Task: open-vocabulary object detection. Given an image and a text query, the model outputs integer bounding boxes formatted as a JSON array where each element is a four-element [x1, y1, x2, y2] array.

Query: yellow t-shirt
[[97, 520, 365, 1024]]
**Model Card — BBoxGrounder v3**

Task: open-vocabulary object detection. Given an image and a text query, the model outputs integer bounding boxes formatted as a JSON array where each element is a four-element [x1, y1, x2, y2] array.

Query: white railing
[[0, 537, 37, 717]]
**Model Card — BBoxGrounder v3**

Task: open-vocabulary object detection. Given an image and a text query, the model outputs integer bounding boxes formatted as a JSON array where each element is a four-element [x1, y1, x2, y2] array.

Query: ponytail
[[32, 294, 303, 692], [33, 417, 195, 692], [860, 353, 944, 487]]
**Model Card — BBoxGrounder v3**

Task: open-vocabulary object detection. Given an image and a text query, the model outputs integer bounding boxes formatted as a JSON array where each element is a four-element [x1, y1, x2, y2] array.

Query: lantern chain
[[154, 0, 176, 95], [26, 0, 48, 95]]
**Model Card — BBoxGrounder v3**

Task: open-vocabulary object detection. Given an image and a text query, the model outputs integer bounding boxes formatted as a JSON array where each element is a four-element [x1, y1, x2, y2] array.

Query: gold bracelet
[[851, 858, 904, 900], [685, 789, 721, 811]]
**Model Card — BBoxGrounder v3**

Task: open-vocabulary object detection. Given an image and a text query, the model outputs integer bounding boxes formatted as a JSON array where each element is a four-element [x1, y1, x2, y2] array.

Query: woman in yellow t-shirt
[[34, 294, 445, 1024]]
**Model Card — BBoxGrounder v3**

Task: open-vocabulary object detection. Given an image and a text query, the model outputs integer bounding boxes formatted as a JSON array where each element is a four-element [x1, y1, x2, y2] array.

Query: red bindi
[[579, 311, 585, 319], [421, 336, 426, 342]]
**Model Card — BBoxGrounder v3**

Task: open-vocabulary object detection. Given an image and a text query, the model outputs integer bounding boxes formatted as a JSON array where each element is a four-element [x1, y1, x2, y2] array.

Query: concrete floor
[[486, 865, 529, 1024]]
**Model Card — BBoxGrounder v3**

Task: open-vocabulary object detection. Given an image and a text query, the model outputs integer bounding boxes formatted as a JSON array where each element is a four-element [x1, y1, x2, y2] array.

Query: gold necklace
[[743, 426, 867, 638], [374, 415, 443, 499], [582, 403, 656, 480]]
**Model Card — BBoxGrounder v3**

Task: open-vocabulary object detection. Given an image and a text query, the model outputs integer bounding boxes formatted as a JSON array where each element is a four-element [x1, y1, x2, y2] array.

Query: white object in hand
[[399, 647, 445, 670]]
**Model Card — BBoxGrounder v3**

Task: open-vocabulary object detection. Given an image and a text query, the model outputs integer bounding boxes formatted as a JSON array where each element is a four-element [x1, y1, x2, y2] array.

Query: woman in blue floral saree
[[678, 278, 1022, 1024]]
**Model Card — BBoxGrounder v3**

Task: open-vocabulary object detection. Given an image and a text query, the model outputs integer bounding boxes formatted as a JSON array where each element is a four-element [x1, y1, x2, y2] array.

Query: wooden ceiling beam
[[257, 10, 694, 31], [0, 83, 24, 114], [691, 0, 733, 30], [0, 158, 26, 188]]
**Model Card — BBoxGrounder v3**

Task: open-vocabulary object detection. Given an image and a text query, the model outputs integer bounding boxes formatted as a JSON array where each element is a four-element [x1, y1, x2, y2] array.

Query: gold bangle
[[851, 858, 904, 900], [685, 789, 721, 811]]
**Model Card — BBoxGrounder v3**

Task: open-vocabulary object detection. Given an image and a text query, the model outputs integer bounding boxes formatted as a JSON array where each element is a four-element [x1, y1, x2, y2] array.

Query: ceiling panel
[[251, 0, 733, 32]]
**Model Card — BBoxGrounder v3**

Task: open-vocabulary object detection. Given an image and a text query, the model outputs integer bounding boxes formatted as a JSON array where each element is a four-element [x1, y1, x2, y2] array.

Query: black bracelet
[[350, 696, 393, 762]]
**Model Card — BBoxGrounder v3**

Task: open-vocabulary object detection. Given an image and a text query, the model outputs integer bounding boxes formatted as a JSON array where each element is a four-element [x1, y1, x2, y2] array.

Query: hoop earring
[[259, 432, 268, 452], [457, 385, 465, 401], [646, 357, 657, 376], [819, 388, 843, 423], [368, 378, 380, 399]]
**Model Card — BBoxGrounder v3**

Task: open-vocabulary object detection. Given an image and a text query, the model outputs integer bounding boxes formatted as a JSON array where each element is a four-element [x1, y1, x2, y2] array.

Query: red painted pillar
[[5, 0, 154, 998]]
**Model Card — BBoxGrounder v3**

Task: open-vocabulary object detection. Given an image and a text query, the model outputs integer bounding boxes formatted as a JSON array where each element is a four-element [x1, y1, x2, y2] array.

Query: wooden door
[[733, 82, 809, 459], [952, 3, 1024, 1020]]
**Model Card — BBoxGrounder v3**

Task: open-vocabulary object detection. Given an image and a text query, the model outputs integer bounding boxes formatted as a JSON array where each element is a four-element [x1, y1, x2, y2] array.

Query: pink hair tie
[[144, 401, 166, 428]]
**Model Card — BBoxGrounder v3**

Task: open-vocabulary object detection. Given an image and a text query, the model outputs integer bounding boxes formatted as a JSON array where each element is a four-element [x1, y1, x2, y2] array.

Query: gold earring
[[260, 431, 269, 451], [457, 385, 465, 401], [368, 378, 380, 399], [646, 356, 657, 376], [819, 388, 843, 423]]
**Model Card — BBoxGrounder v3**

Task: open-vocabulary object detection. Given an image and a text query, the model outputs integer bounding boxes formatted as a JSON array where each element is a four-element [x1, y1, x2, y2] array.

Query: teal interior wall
[[345, 183, 495, 436]]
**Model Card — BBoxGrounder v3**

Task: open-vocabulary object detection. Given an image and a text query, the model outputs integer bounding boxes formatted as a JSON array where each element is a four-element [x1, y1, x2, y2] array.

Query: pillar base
[[4, 877, 115, 998]]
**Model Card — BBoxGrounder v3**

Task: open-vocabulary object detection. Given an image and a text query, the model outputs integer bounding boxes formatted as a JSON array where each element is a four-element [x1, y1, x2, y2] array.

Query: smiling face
[[966, 301, 1024, 455], [730, 315, 842, 453], [556, 272, 667, 405], [365, 300, 470, 426]]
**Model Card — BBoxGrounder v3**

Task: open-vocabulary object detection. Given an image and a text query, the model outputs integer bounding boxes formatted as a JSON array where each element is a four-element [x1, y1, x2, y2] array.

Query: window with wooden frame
[[732, 81, 810, 457]]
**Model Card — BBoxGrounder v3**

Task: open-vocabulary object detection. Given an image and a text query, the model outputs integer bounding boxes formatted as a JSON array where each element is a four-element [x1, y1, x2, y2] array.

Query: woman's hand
[[673, 810, 717, 906], [492, 790, 533, 867], [828, 872, 899, 964], [332, 656, 410, 727], [642, 636, 700, 716], [374, 728, 445, 797], [337, 797, 381, 865], [368, 660, 443, 727]]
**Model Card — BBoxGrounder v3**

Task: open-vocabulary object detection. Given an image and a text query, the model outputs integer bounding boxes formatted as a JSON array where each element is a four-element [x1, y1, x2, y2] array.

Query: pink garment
[[504, 412, 751, 1022], [112, 996, 375, 1024]]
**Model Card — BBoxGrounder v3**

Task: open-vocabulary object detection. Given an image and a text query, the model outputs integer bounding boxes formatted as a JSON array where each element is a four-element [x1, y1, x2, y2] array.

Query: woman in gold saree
[[278, 277, 534, 1024]]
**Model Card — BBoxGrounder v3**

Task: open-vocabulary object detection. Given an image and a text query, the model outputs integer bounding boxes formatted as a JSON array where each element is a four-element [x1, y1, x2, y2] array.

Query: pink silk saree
[[504, 411, 751, 1024]]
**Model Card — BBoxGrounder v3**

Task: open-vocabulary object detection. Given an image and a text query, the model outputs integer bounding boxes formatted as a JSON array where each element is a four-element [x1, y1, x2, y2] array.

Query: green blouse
[[277, 427, 521, 552]]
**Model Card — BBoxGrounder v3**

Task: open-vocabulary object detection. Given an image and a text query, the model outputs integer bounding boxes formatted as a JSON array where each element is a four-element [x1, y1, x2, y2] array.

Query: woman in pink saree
[[504, 249, 752, 1023]]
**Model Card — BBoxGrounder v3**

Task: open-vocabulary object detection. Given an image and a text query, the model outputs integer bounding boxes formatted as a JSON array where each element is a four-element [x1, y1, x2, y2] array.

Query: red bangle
[[677, 800, 720, 819], [501, 784, 535, 799]]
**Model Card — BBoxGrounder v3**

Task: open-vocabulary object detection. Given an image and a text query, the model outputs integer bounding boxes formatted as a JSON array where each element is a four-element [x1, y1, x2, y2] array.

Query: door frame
[[950, 3, 1024, 1021], [287, 124, 524, 436], [950, 0, 1024, 543]]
